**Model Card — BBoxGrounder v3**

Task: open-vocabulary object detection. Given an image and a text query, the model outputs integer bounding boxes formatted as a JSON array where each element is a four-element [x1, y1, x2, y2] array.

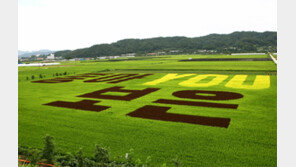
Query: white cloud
[[18, 0, 277, 51]]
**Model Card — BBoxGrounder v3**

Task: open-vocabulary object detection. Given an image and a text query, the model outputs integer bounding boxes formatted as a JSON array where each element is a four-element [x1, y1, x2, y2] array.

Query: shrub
[[55, 152, 76, 167], [18, 146, 30, 157], [42, 135, 55, 164], [18, 147, 42, 166], [84, 158, 97, 167], [39, 74, 43, 79], [75, 148, 85, 167], [28, 149, 42, 165], [93, 144, 109, 163], [125, 149, 135, 167], [31, 75, 35, 80]]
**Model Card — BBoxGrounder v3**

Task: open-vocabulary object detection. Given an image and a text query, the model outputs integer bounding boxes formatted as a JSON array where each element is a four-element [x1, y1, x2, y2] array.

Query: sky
[[18, 0, 277, 51]]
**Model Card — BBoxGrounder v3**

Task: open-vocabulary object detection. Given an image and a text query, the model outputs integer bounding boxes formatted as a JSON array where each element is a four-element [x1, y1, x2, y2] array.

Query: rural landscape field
[[18, 54, 277, 166]]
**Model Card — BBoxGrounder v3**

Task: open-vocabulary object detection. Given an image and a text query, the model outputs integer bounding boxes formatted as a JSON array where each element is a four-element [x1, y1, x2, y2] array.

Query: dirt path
[[269, 53, 277, 65]]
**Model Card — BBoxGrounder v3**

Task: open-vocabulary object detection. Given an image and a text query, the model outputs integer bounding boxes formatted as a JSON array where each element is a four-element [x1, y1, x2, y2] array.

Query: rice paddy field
[[18, 54, 277, 166]]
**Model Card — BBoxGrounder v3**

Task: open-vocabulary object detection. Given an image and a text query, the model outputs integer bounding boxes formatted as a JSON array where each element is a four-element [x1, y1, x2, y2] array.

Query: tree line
[[55, 31, 277, 58], [19, 135, 181, 166]]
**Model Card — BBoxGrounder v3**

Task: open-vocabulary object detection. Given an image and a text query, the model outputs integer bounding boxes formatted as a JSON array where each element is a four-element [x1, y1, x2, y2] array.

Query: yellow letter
[[143, 73, 195, 85], [179, 74, 228, 87], [225, 75, 270, 89]]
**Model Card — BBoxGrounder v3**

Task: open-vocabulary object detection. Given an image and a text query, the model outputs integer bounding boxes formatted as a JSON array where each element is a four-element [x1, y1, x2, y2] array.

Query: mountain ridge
[[18, 49, 55, 57], [21, 31, 277, 58]]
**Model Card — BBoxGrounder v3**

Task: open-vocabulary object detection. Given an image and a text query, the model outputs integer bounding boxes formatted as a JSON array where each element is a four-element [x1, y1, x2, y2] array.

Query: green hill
[[55, 31, 277, 58]]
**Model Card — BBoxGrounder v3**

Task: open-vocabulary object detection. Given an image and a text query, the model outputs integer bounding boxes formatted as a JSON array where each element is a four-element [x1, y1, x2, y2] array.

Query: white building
[[231, 53, 266, 55], [47, 53, 55, 60], [121, 53, 136, 57], [99, 57, 107, 60]]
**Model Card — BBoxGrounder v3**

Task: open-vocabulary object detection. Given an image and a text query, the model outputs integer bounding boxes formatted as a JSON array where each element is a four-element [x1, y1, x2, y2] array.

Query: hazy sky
[[18, 0, 277, 51]]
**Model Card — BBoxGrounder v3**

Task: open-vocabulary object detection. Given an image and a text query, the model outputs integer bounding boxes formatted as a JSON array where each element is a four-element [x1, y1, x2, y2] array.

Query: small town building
[[47, 53, 55, 60]]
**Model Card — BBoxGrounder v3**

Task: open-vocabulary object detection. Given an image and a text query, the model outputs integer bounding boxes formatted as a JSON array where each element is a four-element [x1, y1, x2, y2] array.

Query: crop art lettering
[[78, 86, 160, 101], [172, 90, 243, 100], [143, 73, 195, 85], [128, 89, 243, 128], [44, 100, 110, 112], [84, 74, 136, 83], [143, 73, 270, 90], [178, 74, 228, 87], [127, 105, 231, 128], [32, 73, 152, 84], [108, 74, 152, 83], [43, 86, 244, 128], [41, 72, 251, 128], [43, 86, 159, 112], [225, 75, 270, 89]]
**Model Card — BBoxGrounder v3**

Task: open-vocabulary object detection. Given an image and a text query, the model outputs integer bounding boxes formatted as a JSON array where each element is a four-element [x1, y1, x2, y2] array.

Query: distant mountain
[[55, 31, 277, 58], [18, 49, 56, 57], [18, 50, 30, 55]]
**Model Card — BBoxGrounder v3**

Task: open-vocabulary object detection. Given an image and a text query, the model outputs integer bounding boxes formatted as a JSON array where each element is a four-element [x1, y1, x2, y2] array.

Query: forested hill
[[55, 31, 277, 58]]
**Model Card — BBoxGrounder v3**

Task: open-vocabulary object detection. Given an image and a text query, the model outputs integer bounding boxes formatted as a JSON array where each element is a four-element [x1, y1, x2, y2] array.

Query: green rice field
[[18, 54, 277, 166]]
